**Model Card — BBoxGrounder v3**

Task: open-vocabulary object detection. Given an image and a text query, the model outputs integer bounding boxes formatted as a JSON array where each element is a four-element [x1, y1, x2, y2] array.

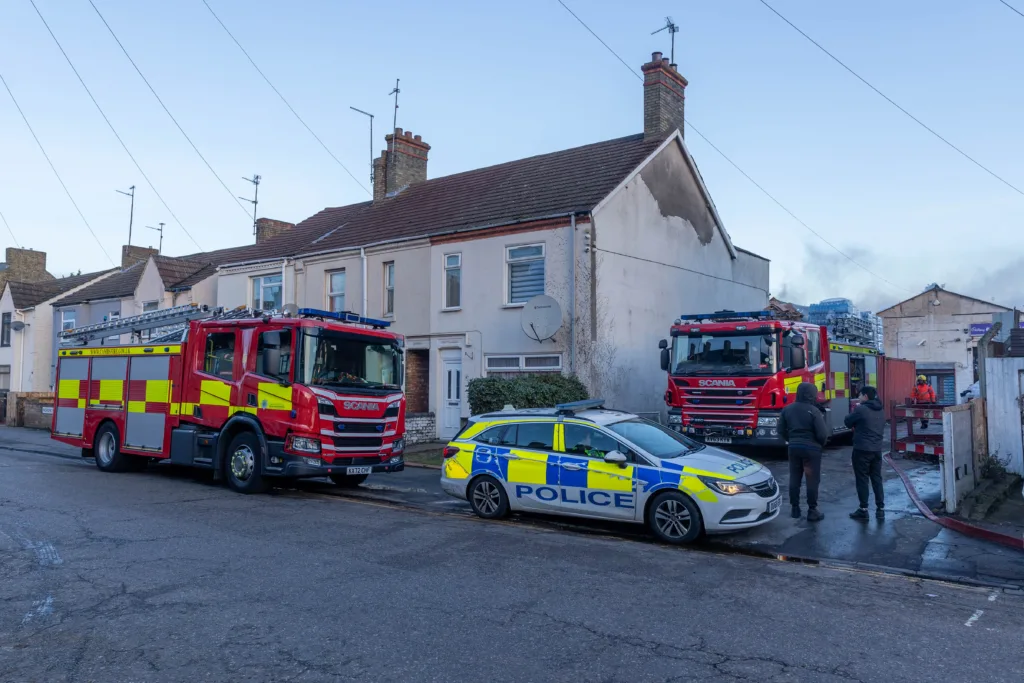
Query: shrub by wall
[[468, 374, 588, 415]]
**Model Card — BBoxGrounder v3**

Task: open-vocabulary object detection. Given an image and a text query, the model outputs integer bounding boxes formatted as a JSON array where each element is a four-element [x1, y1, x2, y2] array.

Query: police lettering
[[514, 485, 634, 509], [725, 458, 756, 474]]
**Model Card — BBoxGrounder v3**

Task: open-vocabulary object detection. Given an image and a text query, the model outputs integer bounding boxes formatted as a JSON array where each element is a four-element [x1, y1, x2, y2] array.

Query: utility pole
[[145, 222, 165, 254], [350, 107, 375, 185], [239, 174, 260, 235], [651, 17, 679, 66], [116, 185, 135, 245]]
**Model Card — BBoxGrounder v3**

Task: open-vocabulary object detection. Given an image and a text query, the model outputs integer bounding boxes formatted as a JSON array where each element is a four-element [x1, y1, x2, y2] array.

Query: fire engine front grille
[[328, 456, 384, 465], [333, 421, 386, 434], [331, 436, 384, 449]]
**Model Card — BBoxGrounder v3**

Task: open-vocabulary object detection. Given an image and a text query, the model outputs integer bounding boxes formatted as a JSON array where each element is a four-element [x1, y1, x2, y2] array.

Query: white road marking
[[988, 592, 998, 602], [964, 610, 984, 627], [21, 595, 54, 625]]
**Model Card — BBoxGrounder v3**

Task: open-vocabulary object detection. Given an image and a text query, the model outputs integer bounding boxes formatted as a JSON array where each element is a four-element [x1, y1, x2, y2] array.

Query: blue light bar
[[678, 310, 773, 322], [555, 398, 606, 414], [296, 308, 392, 328]]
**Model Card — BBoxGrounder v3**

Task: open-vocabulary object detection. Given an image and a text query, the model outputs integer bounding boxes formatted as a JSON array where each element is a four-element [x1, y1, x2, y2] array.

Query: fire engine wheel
[[224, 431, 270, 494], [93, 423, 140, 473], [329, 473, 369, 487]]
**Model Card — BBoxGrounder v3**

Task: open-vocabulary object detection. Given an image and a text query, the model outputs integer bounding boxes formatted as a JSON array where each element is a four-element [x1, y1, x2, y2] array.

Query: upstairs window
[[61, 310, 76, 332], [506, 244, 544, 304], [327, 270, 346, 313], [1, 313, 10, 347], [383, 262, 395, 316], [444, 253, 461, 309], [252, 275, 282, 312]]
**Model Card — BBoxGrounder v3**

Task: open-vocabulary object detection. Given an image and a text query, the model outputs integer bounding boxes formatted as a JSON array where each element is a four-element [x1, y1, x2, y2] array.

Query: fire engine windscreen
[[671, 333, 777, 375], [297, 331, 401, 391]]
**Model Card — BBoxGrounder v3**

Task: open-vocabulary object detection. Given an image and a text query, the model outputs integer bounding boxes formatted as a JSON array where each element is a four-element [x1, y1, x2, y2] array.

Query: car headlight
[[288, 436, 321, 454], [668, 413, 682, 424], [697, 476, 753, 496], [757, 416, 779, 427], [388, 400, 401, 410]]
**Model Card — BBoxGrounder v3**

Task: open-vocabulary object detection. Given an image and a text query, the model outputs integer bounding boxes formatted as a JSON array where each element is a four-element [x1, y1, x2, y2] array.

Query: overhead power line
[[998, 0, 1024, 20], [554, 1, 911, 294], [0, 207, 21, 248], [757, 0, 1024, 198], [0, 70, 115, 266], [86, 0, 254, 220], [29, 0, 202, 251], [200, 0, 371, 196]]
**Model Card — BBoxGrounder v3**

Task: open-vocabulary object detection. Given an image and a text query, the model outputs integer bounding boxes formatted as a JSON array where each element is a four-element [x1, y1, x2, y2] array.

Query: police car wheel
[[224, 431, 270, 494], [329, 473, 369, 487], [468, 475, 509, 519], [647, 491, 702, 544]]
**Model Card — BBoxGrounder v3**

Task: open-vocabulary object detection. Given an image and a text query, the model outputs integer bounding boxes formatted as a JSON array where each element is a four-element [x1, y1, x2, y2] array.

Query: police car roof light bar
[[678, 310, 773, 322], [555, 398, 606, 415], [296, 308, 392, 329]]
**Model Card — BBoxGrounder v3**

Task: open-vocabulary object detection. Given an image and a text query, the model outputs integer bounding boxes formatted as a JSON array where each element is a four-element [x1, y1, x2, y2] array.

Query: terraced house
[[213, 53, 770, 440]]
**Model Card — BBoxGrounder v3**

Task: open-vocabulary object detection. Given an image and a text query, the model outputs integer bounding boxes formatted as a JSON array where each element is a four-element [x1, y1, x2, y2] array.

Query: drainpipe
[[978, 322, 1000, 401], [17, 312, 27, 392], [569, 214, 576, 375], [360, 248, 368, 316], [280, 258, 289, 309]]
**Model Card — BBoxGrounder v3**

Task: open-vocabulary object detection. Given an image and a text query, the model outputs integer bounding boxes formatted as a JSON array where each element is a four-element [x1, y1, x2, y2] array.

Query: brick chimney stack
[[642, 51, 688, 140], [0, 247, 53, 292], [121, 245, 158, 269], [255, 218, 296, 244], [373, 128, 431, 203]]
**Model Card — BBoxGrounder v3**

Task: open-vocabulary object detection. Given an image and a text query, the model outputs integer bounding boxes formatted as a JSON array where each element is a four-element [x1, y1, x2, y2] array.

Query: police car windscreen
[[671, 332, 776, 376], [607, 419, 703, 458]]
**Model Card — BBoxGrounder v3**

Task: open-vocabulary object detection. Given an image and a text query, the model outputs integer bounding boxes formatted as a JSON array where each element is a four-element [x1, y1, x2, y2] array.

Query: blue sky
[[2, 0, 1022, 311]]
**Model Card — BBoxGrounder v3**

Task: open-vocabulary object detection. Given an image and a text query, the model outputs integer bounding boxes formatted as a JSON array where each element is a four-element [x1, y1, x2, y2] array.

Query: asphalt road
[[3, 445, 1024, 682]]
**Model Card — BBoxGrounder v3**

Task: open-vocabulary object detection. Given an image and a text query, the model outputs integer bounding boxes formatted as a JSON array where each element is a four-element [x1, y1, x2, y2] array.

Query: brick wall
[[256, 218, 296, 244], [642, 52, 688, 140], [374, 128, 430, 202], [122, 245, 158, 268], [5, 391, 53, 428], [1, 247, 53, 292], [405, 349, 429, 413], [406, 412, 436, 444]]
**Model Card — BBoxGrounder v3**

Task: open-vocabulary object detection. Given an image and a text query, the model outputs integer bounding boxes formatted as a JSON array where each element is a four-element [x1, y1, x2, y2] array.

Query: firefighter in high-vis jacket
[[911, 375, 936, 428]]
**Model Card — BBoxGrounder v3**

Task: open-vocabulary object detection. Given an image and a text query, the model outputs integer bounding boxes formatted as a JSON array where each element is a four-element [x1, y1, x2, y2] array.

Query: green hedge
[[468, 374, 589, 415]]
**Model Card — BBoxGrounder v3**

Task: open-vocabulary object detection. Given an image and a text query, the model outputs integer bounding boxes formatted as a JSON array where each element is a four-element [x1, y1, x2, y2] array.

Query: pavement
[[3, 432, 1024, 682], [3, 425, 1023, 589]]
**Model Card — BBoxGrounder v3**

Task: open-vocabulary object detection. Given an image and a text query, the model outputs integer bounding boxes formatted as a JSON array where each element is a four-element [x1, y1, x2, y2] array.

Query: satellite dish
[[282, 303, 299, 317], [11, 321, 25, 332], [521, 295, 563, 342]]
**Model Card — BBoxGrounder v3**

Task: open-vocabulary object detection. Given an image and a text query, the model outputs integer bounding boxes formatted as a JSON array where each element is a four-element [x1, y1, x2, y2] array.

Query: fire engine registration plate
[[705, 436, 732, 445], [346, 466, 373, 475]]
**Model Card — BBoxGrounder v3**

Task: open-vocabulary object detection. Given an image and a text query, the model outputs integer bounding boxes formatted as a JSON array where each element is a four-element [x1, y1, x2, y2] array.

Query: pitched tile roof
[[52, 261, 146, 307], [152, 255, 211, 289], [209, 133, 662, 266], [8, 269, 115, 309]]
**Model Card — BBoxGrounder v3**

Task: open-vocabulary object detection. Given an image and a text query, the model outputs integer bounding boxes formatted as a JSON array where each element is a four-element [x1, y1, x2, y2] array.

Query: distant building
[[807, 297, 882, 350]]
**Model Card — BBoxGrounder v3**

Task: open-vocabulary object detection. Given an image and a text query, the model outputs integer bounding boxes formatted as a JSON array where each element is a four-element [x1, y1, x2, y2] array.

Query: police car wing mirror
[[604, 450, 627, 467]]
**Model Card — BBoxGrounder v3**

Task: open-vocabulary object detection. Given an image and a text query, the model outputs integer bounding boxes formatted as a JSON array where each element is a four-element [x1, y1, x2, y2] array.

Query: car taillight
[[442, 446, 459, 459]]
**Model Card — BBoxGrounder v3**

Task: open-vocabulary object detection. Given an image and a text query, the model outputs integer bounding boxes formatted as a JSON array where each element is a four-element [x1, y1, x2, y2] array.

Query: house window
[[252, 275, 282, 311], [0, 365, 10, 390], [383, 261, 395, 316], [61, 310, 76, 332], [506, 244, 545, 304], [327, 270, 346, 313], [107, 310, 120, 322], [142, 301, 158, 313], [485, 354, 562, 373], [203, 332, 236, 379], [444, 253, 461, 309], [1, 313, 10, 347]]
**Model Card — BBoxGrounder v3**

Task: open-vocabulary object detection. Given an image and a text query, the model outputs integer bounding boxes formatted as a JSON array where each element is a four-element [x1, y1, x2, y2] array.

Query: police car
[[440, 399, 781, 544]]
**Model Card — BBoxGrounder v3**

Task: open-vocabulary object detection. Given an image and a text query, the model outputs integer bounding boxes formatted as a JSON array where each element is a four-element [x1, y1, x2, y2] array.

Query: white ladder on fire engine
[[58, 304, 252, 345]]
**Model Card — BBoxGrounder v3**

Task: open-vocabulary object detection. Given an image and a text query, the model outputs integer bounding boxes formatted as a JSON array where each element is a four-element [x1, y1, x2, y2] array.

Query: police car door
[[499, 422, 561, 513], [557, 423, 638, 521]]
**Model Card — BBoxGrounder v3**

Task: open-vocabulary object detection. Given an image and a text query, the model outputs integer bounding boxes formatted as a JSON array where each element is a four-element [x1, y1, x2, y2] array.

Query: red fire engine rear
[[51, 305, 407, 493]]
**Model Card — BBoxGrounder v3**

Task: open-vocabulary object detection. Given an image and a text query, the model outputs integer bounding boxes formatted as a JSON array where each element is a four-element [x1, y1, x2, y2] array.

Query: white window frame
[[326, 269, 346, 313], [505, 243, 545, 306], [251, 275, 282, 312], [484, 354, 562, 373], [383, 261, 395, 317], [61, 310, 76, 332], [0, 364, 10, 391], [443, 252, 462, 311], [142, 301, 158, 312]]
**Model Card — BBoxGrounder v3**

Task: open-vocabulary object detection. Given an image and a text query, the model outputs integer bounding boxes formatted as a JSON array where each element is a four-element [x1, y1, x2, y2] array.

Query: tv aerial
[[521, 295, 563, 343]]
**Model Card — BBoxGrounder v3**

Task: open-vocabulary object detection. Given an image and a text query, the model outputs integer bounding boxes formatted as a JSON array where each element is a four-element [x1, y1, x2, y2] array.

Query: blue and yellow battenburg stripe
[[444, 418, 732, 503]]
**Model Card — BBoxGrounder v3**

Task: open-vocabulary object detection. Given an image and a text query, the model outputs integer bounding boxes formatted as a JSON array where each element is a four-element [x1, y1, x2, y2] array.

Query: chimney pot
[[414, 134, 422, 142], [652, 51, 662, 62], [395, 127, 404, 137]]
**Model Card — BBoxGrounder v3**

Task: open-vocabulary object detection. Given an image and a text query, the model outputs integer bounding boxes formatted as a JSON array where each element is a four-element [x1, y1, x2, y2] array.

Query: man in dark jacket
[[778, 382, 829, 521], [844, 386, 886, 520]]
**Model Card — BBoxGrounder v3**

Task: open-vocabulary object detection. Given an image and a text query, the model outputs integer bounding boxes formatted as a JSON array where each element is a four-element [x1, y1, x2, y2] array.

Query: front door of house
[[440, 353, 462, 440]]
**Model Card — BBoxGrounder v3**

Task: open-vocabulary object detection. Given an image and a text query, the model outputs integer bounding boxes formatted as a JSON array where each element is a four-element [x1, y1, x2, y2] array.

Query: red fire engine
[[51, 304, 406, 493], [659, 310, 885, 448]]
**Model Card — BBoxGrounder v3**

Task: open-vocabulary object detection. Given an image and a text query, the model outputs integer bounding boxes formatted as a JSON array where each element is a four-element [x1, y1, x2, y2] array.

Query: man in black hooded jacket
[[778, 382, 829, 521], [844, 386, 886, 520]]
